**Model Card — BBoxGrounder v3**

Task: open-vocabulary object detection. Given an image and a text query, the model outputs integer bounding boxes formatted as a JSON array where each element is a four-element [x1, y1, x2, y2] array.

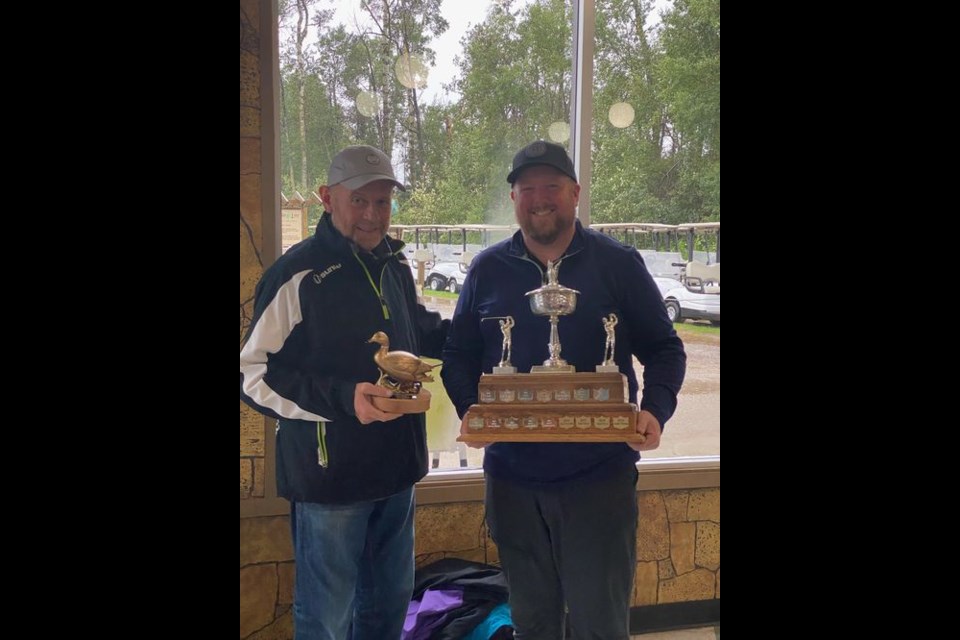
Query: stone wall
[[635, 488, 721, 605], [239, 487, 719, 638], [240, 0, 265, 499], [240, 516, 294, 639]]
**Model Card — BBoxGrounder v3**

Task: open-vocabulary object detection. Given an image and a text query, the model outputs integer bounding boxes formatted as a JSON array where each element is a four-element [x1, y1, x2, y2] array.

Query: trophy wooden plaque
[[457, 371, 645, 443]]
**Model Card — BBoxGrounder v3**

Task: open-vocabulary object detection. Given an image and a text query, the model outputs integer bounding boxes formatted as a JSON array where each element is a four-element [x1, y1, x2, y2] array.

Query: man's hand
[[354, 382, 402, 424], [460, 416, 492, 449], [628, 410, 662, 452]]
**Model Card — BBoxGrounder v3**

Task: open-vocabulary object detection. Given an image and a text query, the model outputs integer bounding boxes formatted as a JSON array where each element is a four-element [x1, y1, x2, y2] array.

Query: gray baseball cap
[[327, 145, 405, 191], [507, 140, 578, 185]]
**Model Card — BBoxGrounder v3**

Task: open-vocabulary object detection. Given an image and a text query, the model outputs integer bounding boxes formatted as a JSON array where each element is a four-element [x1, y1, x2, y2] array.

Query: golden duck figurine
[[368, 331, 440, 397]]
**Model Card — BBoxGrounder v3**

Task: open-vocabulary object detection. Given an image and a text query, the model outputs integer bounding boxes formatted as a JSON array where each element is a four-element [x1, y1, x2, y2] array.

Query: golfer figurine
[[596, 313, 620, 372], [492, 315, 516, 374]]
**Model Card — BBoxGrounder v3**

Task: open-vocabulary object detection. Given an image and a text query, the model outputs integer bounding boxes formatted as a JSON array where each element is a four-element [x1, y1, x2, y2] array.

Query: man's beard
[[521, 212, 573, 246]]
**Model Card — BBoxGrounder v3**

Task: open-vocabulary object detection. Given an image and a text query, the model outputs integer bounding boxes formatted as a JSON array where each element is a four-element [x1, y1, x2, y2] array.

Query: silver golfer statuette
[[491, 316, 516, 374], [596, 313, 620, 373], [526, 259, 580, 373]]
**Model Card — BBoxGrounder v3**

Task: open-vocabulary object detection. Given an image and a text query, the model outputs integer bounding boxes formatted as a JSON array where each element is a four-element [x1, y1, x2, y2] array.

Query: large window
[[276, 0, 719, 471], [589, 0, 719, 458]]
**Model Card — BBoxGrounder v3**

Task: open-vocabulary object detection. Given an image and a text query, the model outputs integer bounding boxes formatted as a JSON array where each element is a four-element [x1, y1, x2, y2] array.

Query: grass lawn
[[674, 322, 720, 336], [420, 289, 459, 301]]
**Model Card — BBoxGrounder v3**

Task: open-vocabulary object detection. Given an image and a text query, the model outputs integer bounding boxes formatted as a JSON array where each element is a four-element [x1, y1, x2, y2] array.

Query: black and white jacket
[[241, 212, 449, 503]]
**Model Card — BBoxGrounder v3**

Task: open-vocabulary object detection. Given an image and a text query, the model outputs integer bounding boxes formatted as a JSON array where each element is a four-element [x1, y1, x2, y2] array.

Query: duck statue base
[[371, 387, 432, 414], [367, 331, 439, 414]]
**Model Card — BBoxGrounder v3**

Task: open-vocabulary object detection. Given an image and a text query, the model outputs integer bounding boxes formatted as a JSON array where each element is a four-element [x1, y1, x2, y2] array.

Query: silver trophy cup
[[526, 259, 579, 373]]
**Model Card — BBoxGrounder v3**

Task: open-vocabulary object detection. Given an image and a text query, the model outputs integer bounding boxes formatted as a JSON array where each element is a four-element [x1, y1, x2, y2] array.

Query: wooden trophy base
[[371, 388, 431, 413], [457, 372, 645, 443]]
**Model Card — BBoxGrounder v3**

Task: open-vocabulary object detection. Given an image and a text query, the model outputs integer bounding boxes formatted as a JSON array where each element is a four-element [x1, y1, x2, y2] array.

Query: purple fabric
[[403, 589, 465, 640]]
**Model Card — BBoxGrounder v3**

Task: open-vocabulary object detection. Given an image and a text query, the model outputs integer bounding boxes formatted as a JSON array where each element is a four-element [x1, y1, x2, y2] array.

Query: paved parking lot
[[641, 327, 719, 459]]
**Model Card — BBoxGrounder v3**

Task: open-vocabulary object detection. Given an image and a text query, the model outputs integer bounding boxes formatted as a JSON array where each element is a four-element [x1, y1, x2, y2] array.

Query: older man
[[241, 145, 449, 640]]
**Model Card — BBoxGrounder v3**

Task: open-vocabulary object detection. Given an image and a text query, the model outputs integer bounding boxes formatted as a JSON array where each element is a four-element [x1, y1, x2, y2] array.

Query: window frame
[[241, 0, 718, 518]]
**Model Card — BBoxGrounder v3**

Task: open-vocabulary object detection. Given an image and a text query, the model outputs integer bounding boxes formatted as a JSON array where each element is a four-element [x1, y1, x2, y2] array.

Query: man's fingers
[[358, 382, 395, 398], [358, 408, 402, 424]]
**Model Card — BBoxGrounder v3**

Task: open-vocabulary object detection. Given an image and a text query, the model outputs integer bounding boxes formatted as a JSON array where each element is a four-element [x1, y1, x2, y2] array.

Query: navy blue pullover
[[441, 221, 686, 486]]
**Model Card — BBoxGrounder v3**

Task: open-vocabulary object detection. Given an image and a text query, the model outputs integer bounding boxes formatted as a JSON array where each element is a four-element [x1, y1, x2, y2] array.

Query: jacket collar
[[315, 212, 405, 260], [506, 218, 585, 260]]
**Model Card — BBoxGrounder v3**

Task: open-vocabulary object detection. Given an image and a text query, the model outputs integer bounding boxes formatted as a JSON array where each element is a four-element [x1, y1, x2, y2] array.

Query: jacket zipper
[[515, 246, 583, 279], [316, 422, 329, 468], [319, 248, 405, 468], [518, 254, 545, 279]]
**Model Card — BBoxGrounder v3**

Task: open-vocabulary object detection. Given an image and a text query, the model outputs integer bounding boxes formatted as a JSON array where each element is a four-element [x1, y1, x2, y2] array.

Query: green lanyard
[[354, 254, 390, 320]]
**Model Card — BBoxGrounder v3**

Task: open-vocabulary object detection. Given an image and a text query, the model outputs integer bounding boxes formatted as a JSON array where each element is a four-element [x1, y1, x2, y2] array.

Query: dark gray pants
[[485, 464, 639, 640]]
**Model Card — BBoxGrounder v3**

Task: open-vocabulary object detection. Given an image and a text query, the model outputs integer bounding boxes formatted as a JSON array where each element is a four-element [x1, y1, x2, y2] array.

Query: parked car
[[424, 261, 468, 293], [652, 276, 683, 298], [652, 276, 720, 325]]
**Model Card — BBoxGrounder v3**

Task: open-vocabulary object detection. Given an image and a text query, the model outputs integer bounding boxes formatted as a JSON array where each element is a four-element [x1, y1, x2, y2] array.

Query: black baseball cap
[[507, 140, 578, 185]]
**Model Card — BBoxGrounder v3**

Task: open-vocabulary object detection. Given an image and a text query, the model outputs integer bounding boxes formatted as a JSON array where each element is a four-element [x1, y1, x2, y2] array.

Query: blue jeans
[[290, 487, 416, 640]]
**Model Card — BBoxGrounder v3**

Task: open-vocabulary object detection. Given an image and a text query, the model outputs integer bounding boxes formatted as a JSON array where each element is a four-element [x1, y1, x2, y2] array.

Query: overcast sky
[[328, 0, 671, 104], [328, 0, 510, 104]]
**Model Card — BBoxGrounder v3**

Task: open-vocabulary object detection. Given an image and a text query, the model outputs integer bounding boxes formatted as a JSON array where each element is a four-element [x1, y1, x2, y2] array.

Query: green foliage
[[279, 0, 719, 227], [280, 71, 346, 194], [657, 0, 720, 220]]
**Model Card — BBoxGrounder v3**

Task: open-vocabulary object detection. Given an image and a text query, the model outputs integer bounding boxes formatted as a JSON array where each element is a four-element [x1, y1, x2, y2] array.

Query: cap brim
[[507, 162, 577, 185], [338, 174, 406, 191]]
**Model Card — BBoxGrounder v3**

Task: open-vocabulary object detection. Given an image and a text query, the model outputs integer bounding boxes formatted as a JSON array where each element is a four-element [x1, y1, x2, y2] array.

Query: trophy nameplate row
[[458, 371, 644, 443]]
